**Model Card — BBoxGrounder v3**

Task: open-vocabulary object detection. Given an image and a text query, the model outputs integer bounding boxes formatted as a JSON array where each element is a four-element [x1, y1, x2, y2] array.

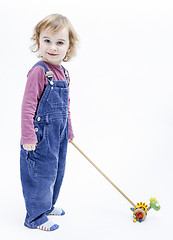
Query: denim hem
[[45, 206, 55, 215], [24, 215, 49, 229]]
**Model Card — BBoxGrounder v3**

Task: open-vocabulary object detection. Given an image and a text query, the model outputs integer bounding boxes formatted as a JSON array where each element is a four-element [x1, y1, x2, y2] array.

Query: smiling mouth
[[47, 53, 58, 56]]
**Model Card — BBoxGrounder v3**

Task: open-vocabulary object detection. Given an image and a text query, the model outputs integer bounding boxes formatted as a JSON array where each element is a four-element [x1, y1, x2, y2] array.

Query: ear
[[37, 39, 40, 48], [67, 45, 71, 52]]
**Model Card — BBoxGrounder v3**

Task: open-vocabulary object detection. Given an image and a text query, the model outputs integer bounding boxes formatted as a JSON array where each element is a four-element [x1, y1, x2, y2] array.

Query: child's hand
[[23, 143, 36, 151]]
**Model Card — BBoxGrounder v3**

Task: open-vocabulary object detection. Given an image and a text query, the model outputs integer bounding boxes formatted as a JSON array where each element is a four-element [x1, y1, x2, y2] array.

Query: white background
[[0, 0, 173, 239]]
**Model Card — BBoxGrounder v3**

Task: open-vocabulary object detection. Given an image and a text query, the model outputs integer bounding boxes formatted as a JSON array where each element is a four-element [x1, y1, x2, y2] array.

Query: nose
[[50, 43, 57, 52]]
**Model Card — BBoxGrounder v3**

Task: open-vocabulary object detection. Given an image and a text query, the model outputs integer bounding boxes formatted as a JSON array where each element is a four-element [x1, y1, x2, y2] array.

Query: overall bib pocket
[[47, 87, 68, 108]]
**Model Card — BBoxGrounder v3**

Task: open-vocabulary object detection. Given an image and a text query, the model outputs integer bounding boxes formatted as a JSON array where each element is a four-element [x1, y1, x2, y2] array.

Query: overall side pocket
[[20, 147, 36, 177], [34, 122, 47, 149]]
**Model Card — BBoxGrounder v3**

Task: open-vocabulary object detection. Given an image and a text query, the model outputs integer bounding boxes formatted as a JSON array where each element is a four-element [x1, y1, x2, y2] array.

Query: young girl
[[20, 14, 78, 231]]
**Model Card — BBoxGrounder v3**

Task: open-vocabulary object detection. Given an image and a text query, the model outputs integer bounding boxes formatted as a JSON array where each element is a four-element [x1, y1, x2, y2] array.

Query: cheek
[[62, 45, 70, 55], [39, 43, 47, 53], [58, 47, 67, 56]]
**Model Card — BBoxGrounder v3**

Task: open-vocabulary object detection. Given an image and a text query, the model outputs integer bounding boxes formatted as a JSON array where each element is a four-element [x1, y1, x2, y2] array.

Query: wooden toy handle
[[70, 140, 136, 208]]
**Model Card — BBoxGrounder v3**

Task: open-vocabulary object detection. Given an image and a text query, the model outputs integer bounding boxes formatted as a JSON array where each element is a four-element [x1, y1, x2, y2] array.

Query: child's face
[[39, 27, 70, 65]]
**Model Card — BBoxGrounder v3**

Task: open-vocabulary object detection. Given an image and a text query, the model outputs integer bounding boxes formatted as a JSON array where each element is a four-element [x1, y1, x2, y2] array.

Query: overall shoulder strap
[[61, 65, 69, 84], [33, 61, 50, 72], [32, 61, 69, 84], [32, 61, 53, 81]]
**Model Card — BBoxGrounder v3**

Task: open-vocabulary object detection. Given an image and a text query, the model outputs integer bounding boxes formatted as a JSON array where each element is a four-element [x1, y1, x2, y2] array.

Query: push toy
[[130, 198, 160, 222], [70, 140, 161, 223]]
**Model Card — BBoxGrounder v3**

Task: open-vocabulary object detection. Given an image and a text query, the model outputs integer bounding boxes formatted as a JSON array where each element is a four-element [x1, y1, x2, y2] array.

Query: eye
[[57, 41, 64, 45], [44, 39, 51, 43], [156, 203, 160, 207]]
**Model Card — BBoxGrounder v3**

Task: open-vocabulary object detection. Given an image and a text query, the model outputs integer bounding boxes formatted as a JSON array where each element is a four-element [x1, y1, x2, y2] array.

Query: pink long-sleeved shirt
[[21, 61, 74, 145]]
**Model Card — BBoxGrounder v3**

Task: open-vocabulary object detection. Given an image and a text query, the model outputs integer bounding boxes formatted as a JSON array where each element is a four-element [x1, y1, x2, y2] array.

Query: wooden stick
[[70, 140, 136, 208]]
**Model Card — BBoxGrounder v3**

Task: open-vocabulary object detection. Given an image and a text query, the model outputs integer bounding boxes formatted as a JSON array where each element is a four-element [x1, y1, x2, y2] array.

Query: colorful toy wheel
[[133, 208, 146, 222]]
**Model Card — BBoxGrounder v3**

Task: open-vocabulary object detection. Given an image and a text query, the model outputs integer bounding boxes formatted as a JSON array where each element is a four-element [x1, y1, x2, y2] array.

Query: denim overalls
[[20, 61, 69, 228]]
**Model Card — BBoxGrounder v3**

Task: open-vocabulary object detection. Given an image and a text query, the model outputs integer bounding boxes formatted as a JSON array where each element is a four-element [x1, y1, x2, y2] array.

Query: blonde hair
[[30, 14, 79, 62]]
